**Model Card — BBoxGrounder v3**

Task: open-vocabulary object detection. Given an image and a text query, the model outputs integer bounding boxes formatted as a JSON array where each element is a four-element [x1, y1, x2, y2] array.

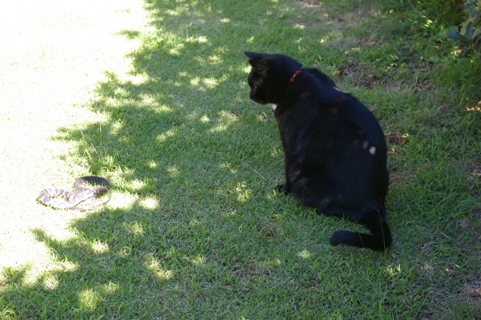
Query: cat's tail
[[328, 207, 392, 251]]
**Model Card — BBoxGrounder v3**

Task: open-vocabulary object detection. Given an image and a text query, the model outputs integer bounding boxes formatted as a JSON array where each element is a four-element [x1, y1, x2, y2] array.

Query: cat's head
[[245, 52, 302, 105]]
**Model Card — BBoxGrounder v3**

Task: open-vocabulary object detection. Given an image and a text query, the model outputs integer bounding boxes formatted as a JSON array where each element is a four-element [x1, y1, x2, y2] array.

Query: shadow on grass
[[4, 0, 480, 318], [1, 0, 366, 318]]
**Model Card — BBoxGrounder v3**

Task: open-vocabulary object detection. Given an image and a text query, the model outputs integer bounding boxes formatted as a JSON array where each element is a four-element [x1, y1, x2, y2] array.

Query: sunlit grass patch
[[1, 0, 480, 318]]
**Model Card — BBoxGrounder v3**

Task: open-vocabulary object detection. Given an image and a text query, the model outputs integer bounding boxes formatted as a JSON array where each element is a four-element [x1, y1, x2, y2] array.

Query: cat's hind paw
[[329, 231, 348, 246]]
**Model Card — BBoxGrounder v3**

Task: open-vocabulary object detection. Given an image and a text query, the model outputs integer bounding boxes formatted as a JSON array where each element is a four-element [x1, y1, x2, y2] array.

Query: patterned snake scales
[[37, 176, 110, 210]]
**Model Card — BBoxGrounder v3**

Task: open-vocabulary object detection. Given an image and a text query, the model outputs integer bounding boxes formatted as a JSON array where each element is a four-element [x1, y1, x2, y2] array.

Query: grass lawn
[[1, 0, 480, 318]]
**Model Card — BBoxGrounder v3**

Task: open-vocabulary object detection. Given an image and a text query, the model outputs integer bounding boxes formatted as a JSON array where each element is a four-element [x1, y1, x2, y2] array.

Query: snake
[[37, 176, 111, 210]]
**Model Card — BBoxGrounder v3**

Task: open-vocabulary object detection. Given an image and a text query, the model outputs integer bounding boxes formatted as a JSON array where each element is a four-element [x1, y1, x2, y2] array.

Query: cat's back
[[299, 68, 387, 153], [309, 69, 383, 134], [305, 68, 337, 88], [279, 67, 386, 148]]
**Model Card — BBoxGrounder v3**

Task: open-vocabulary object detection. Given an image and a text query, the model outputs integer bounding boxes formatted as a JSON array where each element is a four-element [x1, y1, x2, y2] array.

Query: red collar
[[289, 69, 302, 83]]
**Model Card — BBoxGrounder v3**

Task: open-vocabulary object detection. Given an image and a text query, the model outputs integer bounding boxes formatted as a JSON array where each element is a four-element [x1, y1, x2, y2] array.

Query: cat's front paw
[[276, 184, 290, 195]]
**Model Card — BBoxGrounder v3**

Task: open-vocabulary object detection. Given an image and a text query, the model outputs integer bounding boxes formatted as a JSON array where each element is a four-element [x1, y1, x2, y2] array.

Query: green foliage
[[383, 0, 461, 35], [365, 0, 481, 104], [446, 0, 481, 51]]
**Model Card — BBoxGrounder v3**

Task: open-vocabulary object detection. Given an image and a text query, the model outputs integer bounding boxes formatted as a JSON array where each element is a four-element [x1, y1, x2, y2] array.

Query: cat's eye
[[253, 86, 258, 89]]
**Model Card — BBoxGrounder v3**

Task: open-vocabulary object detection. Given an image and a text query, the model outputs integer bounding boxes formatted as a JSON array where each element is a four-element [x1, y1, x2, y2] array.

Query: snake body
[[37, 176, 110, 210]]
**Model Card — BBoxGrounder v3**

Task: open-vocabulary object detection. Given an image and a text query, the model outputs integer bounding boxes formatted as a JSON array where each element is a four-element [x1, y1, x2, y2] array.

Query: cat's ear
[[245, 52, 268, 73], [245, 51, 263, 60]]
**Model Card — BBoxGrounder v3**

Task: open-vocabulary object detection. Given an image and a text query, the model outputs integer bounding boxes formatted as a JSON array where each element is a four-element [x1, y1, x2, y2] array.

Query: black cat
[[245, 51, 392, 250]]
